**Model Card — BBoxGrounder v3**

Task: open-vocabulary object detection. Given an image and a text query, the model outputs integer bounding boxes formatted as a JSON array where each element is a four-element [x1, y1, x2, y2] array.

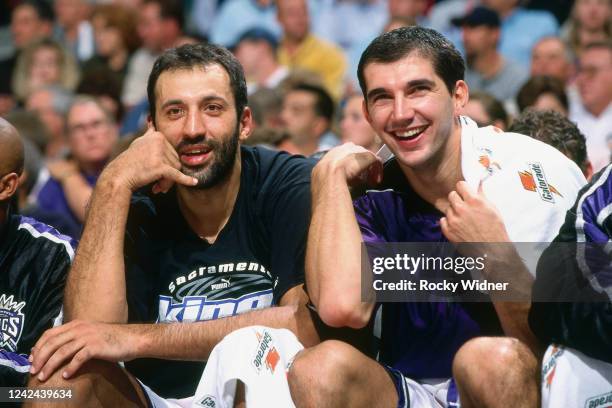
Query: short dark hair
[[289, 82, 335, 122], [144, 0, 183, 26], [516, 75, 568, 113], [17, 1, 54, 22], [509, 109, 588, 173], [357, 26, 465, 99], [147, 43, 248, 125]]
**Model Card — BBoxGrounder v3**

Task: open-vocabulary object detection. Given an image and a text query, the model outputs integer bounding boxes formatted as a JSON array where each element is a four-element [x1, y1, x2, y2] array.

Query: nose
[[183, 109, 206, 139], [392, 94, 415, 124]]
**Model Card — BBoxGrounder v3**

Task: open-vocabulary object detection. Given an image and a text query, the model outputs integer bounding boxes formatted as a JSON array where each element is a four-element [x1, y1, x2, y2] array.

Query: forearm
[[64, 175, 132, 323], [307, 165, 374, 328], [60, 173, 93, 222], [132, 304, 319, 361]]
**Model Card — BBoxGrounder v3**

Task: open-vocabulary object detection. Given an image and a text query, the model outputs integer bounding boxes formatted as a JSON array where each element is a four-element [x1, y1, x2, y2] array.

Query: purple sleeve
[[353, 194, 387, 243]]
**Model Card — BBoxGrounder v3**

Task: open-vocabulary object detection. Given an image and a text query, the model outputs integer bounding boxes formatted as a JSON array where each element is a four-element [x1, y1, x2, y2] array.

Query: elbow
[[317, 297, 371, 329]]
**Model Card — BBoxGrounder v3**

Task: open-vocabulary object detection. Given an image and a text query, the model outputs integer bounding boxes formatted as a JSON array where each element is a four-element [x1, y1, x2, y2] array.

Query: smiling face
[[153, 65, 252, 189], [362, 52, 467, 170]]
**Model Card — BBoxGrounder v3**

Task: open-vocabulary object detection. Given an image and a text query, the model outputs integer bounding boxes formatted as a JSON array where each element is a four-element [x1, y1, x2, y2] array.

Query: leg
[[25, 359, 148, 408], [288, 340, 398, 408], [452, 337, 539, 408]]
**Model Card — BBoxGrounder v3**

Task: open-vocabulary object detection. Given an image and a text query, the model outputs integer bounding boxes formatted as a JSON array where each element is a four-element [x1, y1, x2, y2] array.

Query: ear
[[584, 160, 594, 181], [0, 173, 19, 202], [312, 116, 328, 139], [453, 80, 469, 116], [238, 107, 254, 143], [147, 115, 156, 131], [362, 98, 373, 126]]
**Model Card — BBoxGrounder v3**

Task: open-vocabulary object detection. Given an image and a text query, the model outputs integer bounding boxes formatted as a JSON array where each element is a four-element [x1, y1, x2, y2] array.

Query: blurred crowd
[[0, 0, 610, 240]]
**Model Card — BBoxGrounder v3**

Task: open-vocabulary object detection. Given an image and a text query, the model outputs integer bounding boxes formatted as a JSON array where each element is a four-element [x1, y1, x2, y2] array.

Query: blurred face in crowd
[[574, 0, 611, 31], [531, 93, 568, 116], [531, 38, 573, 83], [26, 89, 65, 141], [152, 66, 251, 189], [92, 15, 125, 57], [29, 46, 62, 90], [281, 90, 324, 146], [277, 0, 310, 42], [461, 99, 492, 127], [234, 40, 268, 79], [577, 46, 612, 115], [388, 0, 428, 20], [362, 52, 468, 170], [340, 96, 380, 152], [67, 101, 118, 167], [54, 0, 87, 29], [11, 4, 51, 49], [462, 25, 499, 60], [138, 2, 164, 52]]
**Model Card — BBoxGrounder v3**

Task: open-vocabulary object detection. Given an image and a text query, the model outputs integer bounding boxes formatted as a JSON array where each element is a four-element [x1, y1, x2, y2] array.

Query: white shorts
[[385, 366, 460, 408], [138, 380, 193, 408], [541, 344, 612, 408]]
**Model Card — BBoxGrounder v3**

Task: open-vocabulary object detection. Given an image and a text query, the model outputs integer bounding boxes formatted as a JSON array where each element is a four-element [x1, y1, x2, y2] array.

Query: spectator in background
[[340, 94, 381, 153], [281, 82, 339, 155], [460, 91, 509, 130], [11, 38, 79, 103], [84, 4, 140, 94], [0, 1, 54, 115], [233, 27, 289, 94], [77, 67, 124, 123], [122, 0, 187, 109], [25, 85, 73, 160], [277, 0, 347, 100], [314, 0, 388, 51], [531, 37, 576, 86], [453, 6, 528, 104], [563, 0, 611, 57], [53, 0, 95, 62], [571, 41, 612, 172], [34, 96, 118, 238], [210, 0, 281, 48], [245, 127, 301, 154], [509, 109, 593, 179], [249, 87, 285, 129], [481, 0, 558, 66], [517, 75, 569, 116]]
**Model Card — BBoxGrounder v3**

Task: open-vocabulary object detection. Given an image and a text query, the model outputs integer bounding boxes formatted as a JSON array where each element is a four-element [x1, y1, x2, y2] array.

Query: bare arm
[[47, 160, 92, 223], [306, 144, 382, 329], [30, 284, 321, 381], [64, 129, 197, 323], [440, 181, 539, 353]]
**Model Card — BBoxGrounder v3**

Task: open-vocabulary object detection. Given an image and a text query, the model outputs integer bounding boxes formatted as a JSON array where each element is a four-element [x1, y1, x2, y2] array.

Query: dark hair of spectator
[[144, 0, 184, 27], [289, 82, 335, 122], [92, 4, 141, 53], [357, 26, 465, 99], [516, 76, 568, 113], [468, 91, 509, 128], [509, 109, 588, 173], [77, 67, 124, 122], [18, 1, 54, 23], [147, 43, 248, 125]]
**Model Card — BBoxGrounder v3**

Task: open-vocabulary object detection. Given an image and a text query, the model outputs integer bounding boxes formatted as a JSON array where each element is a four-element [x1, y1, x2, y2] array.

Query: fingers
[[39, 341, 85, 381]]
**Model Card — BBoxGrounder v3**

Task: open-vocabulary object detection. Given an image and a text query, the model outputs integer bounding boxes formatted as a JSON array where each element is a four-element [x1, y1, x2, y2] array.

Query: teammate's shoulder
[[242, 145, 316, 183], [12, 214, 76, 261]]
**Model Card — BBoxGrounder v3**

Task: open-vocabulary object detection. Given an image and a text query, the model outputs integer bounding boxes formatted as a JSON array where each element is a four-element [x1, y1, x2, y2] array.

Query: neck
[[176, 152, 242, 243], [497, 5, 515, 19], [79, 160, 106, 177], [399, 119, 463, 212], [472, 50, 502, 78], [283, 34, 306, 54], [295, 137, 318, 156], [587, 100, 610, 117]]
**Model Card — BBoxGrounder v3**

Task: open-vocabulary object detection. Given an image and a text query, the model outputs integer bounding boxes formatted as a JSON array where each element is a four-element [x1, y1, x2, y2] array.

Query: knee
[[453, 337, 537, 383], [27, 359, 116, 404], [288, 340, 360, 405]]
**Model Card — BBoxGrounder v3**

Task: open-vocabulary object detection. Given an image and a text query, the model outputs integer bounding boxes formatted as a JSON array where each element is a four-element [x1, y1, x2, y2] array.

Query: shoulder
[[242, 145, 316, 189], [11, 214, 76, 262]]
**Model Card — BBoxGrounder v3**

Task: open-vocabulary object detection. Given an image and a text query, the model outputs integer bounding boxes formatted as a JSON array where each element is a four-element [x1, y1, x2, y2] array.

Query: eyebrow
[[366, 79, 436, 101], [160, 95, 229, 110]]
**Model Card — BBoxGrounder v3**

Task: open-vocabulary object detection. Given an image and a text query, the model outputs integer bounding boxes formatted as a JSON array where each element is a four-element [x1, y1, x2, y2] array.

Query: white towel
[[191, 326, 304, 408]]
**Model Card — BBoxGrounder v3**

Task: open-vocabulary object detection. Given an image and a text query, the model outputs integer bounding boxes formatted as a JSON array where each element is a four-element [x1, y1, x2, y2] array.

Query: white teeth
[[396, 125, 427, 139]]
